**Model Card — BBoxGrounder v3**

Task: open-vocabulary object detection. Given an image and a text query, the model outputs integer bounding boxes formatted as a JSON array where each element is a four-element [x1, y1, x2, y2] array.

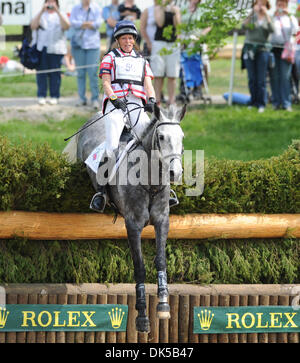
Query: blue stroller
[[177, 51, 212, 104]]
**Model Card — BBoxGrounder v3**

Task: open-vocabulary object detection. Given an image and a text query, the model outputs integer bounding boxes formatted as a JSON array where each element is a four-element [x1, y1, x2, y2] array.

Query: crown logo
[[0, 307, 9, 329], [198, 309, 214, 331], [108, 307, 125, 329]]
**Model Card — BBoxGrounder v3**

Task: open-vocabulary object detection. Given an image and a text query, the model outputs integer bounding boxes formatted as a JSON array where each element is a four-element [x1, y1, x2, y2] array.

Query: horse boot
[[90, 184, 107, 213], [169, 188, 179, 208], [157, 270, 170, 319], [135, 283, 150, 332]]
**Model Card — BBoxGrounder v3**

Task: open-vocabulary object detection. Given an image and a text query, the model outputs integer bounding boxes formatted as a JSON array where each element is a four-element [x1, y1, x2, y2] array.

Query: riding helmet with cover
[[113, 20, 138, 40]]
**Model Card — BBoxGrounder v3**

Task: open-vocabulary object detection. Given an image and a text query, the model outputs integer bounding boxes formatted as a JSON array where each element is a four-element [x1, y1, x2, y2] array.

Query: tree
[[162, 0, 253, 57]]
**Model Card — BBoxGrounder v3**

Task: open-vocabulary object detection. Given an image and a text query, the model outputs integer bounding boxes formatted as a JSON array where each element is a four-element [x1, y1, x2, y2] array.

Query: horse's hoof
[[136, 316, 150, 333], [157, 302, 170, 319]]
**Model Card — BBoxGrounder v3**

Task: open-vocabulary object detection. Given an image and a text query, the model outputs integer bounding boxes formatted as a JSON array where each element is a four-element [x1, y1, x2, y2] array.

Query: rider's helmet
[[113, 20, 138, 40]]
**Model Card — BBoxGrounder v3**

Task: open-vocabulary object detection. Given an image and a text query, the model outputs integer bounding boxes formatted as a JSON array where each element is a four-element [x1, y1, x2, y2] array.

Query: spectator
[[140, 0, 158, 57], [70, 0, 102, 109], [30, 0, 70, 106], [269, 0, 298, 111], [294, 5, 300, 95], [242, 0, 274, 113], [118, 0, 141, 45], [151, 0, 181, 106], [118, 0, 141, 22], [102, 0, 120, 52]]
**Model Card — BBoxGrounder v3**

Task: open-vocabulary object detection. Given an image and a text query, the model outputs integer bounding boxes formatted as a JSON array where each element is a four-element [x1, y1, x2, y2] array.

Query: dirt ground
[[0, 95, 225, 123], [0, 97, 96, 123]]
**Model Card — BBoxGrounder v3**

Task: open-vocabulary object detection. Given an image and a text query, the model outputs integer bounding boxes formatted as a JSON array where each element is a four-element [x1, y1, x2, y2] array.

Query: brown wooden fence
[[1, 284, 299, 343], [0, 211, 299, 240]]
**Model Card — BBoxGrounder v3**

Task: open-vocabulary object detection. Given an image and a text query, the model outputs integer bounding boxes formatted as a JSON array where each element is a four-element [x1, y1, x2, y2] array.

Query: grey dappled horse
[[68, 103, 186, 332]]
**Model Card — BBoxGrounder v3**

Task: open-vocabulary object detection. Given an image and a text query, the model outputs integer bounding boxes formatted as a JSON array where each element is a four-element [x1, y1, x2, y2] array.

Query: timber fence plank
[[148, 294, 159, 343], [178, 295, 189, 343], [66, 295, 77, 343], [0, 211, 299, 240], [258, 295, 269, 343], [96, 294, 107, 343], [169, 294, 179, 343], [199, 295, 210, 343], [229, 295, 239, 343]]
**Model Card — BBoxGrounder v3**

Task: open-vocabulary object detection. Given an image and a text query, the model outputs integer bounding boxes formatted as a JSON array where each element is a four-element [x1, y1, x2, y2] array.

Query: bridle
[[151, 121, 183, 165]]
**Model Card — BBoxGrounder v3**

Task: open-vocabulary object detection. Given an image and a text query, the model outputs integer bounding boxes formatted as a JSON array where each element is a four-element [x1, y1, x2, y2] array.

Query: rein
[[63, 103, 145, 142]]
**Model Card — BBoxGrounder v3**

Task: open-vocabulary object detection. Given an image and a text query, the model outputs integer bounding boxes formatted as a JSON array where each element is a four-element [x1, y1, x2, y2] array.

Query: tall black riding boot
[[90, 185, 107, 213]]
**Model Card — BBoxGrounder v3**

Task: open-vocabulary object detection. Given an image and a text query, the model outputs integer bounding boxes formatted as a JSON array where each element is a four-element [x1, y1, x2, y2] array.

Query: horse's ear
[[177, 103, 187, 122], [154, 102, 160, 121]]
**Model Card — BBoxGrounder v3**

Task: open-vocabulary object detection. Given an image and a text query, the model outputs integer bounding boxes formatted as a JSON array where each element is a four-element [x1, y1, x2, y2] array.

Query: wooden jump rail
[[0, 211, 299, 240], [0, 284, 299, 343]]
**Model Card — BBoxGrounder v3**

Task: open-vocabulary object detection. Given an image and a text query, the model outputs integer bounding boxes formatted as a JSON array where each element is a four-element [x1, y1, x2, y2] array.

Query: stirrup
[[90, 191, 107, 213], [169, 189, 179, 208]]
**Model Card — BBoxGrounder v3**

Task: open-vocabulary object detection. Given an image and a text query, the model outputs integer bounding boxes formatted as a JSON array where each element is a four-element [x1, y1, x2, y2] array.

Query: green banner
[[194, 306, 300, 334], [0, 304, 128, 332]]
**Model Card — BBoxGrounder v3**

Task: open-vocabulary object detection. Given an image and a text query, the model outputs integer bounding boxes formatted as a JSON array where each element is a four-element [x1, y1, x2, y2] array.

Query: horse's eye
[[159, 134, 164, 141]]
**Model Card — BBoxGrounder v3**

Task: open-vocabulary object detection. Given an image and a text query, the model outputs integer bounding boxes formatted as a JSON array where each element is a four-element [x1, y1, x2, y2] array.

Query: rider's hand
[[110, 95, 127, 112], [144, 97, 156, 113]]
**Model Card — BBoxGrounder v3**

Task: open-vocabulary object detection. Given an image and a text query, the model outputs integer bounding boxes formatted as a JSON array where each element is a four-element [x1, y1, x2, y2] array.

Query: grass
[[183, 104, 300, 160], [0, 104, 299, 161], [0, 115, 87, 152]]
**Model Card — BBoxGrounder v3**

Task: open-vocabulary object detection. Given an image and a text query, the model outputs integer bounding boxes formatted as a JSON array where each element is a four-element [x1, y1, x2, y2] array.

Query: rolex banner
[[0, 305, 128, 332], [194, 306, 300, 334]]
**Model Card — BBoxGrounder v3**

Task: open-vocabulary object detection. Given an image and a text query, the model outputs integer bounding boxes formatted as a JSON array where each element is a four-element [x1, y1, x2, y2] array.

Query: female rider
[[90, 20, 178, 212]]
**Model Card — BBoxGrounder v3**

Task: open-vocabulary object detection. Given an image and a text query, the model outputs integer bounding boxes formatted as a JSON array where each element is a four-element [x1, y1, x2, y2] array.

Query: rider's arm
[[144, 76, 156, 100], [102, 74, 115, 98]]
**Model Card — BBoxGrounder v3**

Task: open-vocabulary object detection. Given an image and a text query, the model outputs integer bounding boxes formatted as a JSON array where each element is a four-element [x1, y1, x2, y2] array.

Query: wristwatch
[[109, 94, 117, 101]]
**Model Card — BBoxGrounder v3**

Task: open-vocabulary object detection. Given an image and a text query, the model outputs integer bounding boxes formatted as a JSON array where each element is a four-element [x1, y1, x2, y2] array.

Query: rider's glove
[[144, 97, 156, 113], [110, 94, 127, 112]]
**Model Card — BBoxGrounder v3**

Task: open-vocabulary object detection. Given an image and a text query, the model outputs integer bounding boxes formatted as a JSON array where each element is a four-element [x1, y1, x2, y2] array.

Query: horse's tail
[[62, 135, 78, 164]]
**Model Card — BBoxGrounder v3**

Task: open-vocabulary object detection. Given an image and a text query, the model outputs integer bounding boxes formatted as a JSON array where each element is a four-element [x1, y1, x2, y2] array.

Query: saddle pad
[[85, 139, 136, 177], [85, 142, 106, 174]]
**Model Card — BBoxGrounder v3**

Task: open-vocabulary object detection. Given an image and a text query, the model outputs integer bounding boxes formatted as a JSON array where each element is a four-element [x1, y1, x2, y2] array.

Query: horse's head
[[152, 103, 186, 184]]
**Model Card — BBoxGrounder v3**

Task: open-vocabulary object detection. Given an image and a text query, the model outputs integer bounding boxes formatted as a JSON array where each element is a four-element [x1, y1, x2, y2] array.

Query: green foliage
[[174, 140, 300, 214], [0, 138, 299, 284], [0, 138, 71, 211], [0, 138, 299, 214], [0, 238, 298, 284], [177, 0, 250, 56]]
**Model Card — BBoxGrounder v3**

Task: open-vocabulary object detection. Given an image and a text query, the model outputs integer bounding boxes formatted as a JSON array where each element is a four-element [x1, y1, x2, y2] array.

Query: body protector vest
[[113, 54, 146, 87], [102, 49, 147, 112]]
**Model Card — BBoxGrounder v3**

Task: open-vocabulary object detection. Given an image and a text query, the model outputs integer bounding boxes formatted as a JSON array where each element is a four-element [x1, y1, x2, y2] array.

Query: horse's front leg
[[125, 218, 150, 333], [154, 216, 171, 319]]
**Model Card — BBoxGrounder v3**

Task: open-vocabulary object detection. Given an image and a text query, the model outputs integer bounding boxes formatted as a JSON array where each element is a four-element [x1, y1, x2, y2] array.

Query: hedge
[[0, 238, 298, 284], [0, 137, 299, 214], [0, 138, 299, 284]]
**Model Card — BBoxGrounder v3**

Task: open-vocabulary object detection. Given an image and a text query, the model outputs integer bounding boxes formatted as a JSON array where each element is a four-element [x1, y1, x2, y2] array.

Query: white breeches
[[104, 93, 151, 157]]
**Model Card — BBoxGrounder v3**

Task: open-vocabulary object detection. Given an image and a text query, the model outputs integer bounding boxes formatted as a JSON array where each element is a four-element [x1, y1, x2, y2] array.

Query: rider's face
[[118, 34, 135, 53]]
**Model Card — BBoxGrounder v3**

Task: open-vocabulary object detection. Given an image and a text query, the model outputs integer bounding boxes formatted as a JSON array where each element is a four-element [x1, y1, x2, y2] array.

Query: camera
[[47, 5, 54, 10]]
